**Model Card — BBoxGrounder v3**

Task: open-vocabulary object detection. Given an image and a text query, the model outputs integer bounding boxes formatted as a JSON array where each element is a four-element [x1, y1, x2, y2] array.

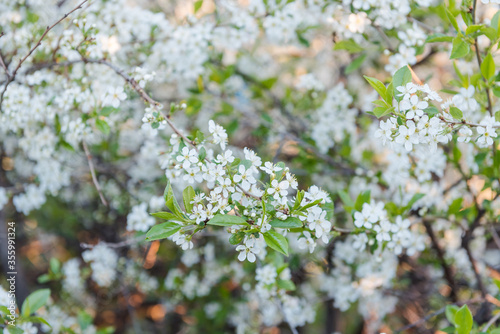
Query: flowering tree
[[1, 0, 500, 333]]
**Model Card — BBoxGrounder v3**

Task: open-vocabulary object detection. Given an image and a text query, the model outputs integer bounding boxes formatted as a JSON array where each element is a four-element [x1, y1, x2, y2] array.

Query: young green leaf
[[194, 0, 203, 12], [151, 211, 178, 220], [354, 190, 371, 212], [449, 106, 464, 119], [95, 119, 110, 135], [392, 66, 412, 102], [363, 76, 387, 98], [481, 53, 495, 81], [454, 305, 473, 334], [445, 305, 459, 325], [446, 8, 459, 31], [448, 198, 463, 215], [345, 54, 366, 74], [338, 190, 354, 213], [333, 39, 363, 53], [207, 214, 249, 226], [229, 232, 245, 245], [164, 181, 184, 217], [145, 222, 181, 241], [22, 289, 51, 317], [270, 217, 303, 228], [404, 193, 425, 211], [277, 279, 296, 291], [182, 186, 195, 212], [426, 33, 454, 43], [263, 230, 289, 256], [450, 37, 470, 59]]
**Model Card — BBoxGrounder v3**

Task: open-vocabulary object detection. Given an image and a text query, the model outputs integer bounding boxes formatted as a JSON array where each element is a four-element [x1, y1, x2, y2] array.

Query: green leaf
[[270, 217, 303, 228], [354, 190, 371, 212], [466, 24, 482, 35], [333, 39, 363, 53], [324, 201, 335, 220], [454, 305, 473, 334], [338, 190, 354, 213], [263, 230, 289, 256], [194, 0, 203, 13], [28, 316, 51, 327], [364, 76, 387, 98], [151, 211, 178, 220], [198, 146, 207, 161], [426, 33, 454, 43], [446, 8, 459, 31], [481, 26, 498, 41], [405, 193, 425, 210], [393, 66, 412, 102], [100, 106, 116, 116], [440, 326, 456, 334], [372, 106, 395, 118], [450, 106, 464, 119], [261, 77, 278, 89], [182, 186, 195, 212], [95, 119, 110, 135], [229, 232, 245, 245], [207, 214, 249, 226], [292, 190, 304, 211], [495, 111, 500, 122], [481, 53, 496, 81], [164, 181, 184, 217], [424, 106, 440, 116], [6, 327, 23, 334], [297, 199, 323, 212], [345, 54, 366, 74], [492, 10, 500, 33], [448, 198, 463, 215], [277, 279, 296, 291], [450, 37, 470, 59], [22, 289, 51, 317], [37, 274, 51, 283], [50, 258, 60, 274], [145, 222, 181, 241], [445, 305, 459, 325]]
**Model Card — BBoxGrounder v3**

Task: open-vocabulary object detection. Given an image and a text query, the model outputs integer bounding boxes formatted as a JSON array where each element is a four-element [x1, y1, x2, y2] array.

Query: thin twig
[[462, 208, 487, 297], [423, 219, 458, 301], [373, 24, 395, 52], [439, 116, 500, 128], [491, 226, 500, 250], [0, 53, 10, 78], [483, 311, 500, 332], [80, 235, 146, 249], [0, 0, 90, 109], [82, 141, 108, 207]]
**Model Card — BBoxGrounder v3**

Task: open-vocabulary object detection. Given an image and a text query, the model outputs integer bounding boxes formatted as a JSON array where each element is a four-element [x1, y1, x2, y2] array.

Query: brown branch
[[82, 141, 108, 207], [0, 0, 90, 109], [462, 208, 487, 297], [423, 219, 458, 302], [439, 116, 500, 128]]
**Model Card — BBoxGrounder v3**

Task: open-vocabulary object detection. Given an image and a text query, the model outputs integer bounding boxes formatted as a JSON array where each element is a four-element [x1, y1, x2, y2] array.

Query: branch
[[0, 0, 90, 109], [423, 219, 458, 302], [439, 116, 500, 129], [483, 311, 500, 332], [461, 208, 487, 297], [82, 141, 108, 207]]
